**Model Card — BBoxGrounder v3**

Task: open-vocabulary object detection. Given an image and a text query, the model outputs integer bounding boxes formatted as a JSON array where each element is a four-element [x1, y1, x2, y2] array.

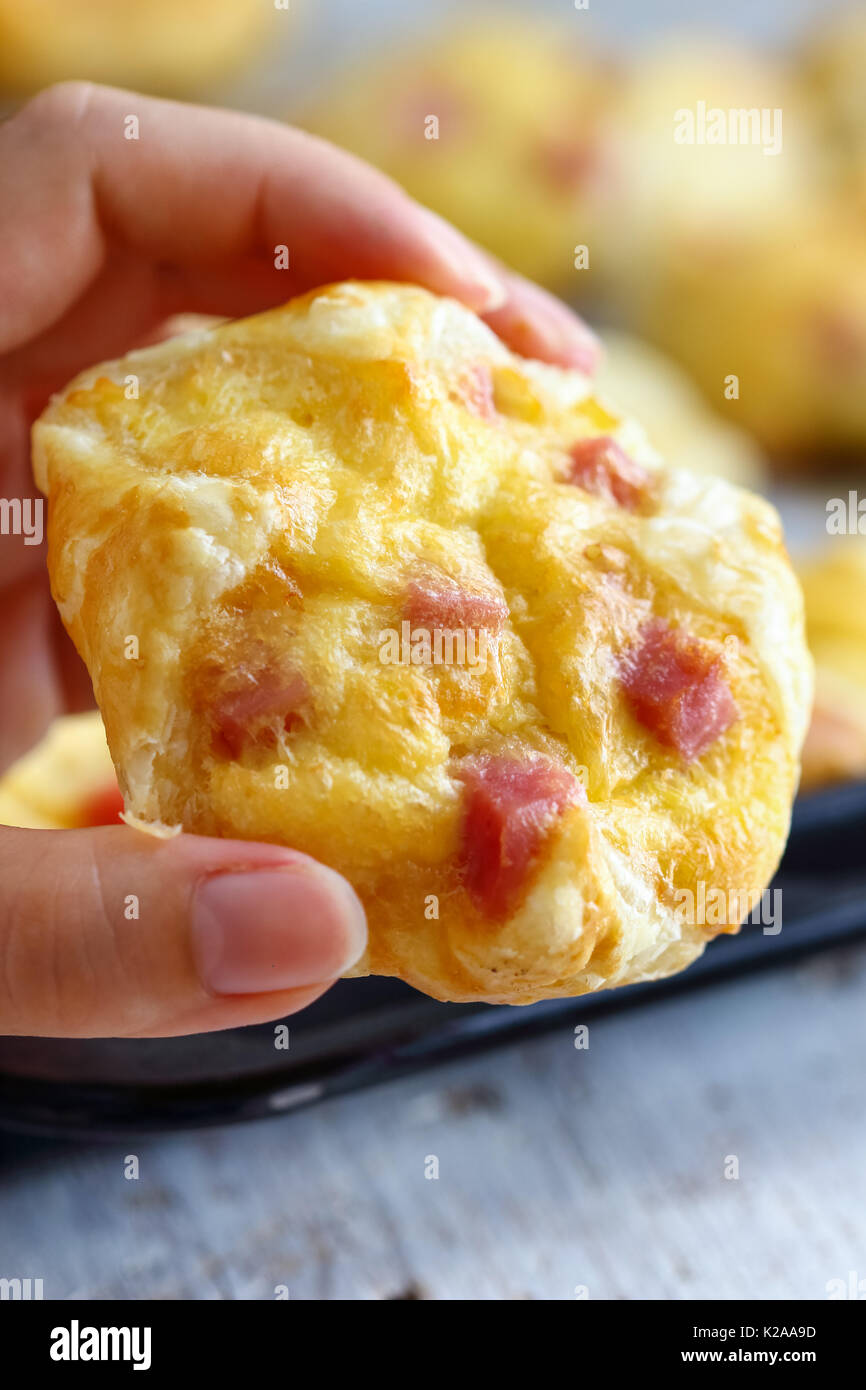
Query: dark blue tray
[[1, 779, 864, 1137]]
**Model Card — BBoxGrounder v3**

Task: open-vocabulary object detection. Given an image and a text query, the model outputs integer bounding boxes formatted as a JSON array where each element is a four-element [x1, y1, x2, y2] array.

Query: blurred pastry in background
[[630, 204, 866, 463], [799, 4, 866, 189], [0, 0, 270, 97], [297, 19, 866, 467], [798, 540, 866, 791], [592, 37, 824, 302], [596, 331, 766, 489], [594, 36, 866, 465], [0, 782, 54, 831], [297, 14, 617, 291], [0, 713, 121, 829]]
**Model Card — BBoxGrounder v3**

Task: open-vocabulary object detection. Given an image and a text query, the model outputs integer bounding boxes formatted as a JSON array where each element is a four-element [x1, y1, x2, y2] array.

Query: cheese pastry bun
[[33, 282, 812, 1004], [0, 0, 269, 97], [594, 40, 866, 463], [798, 540, 866, 792], [297, 15, 615, 290], [632, 205, 866, 462], [0, 713, 121, 830], [595, 37, 821, 299], [798, 6, 866, 190], [595, 332, 766, 491]]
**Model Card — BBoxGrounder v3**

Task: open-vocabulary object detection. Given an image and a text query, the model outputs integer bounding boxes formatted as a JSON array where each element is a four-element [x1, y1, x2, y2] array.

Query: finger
[[0, 577, 62, 772], [5, 252, 286, 388], [0, 82, 600, 372], [4, 250, 177, 392], [482, 266, 600, 372], [0, 826, 367, 1038], [0, 81, 506, 355]]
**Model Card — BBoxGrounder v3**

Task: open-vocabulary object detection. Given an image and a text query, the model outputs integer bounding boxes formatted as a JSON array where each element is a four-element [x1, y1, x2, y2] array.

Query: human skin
[[0, 82, 598, 1037]]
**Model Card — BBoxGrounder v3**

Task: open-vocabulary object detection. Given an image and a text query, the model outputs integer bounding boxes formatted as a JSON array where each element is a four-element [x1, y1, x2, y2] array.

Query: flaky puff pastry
[[34, 283, 811, 1004]]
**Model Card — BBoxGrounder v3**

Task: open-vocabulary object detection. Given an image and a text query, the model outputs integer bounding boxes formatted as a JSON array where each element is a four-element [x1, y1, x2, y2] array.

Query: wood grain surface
[[1, 942, 864, 1301]]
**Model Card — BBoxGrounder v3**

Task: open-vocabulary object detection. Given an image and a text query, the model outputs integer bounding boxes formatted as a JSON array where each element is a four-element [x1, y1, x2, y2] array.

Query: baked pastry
[[0, 0, 269, 97], [34, 282, 812, 1004], [798, 541, 866, 792], [0, 713, 121, 829], [630, 204, 866, 461], [595, 331, 766, 491], [586, 39, 866, 461], [296, 16, 616, 290], [593, 38, 821, 304], [299, 21, 866, 461], [798, 6, 866, 191]]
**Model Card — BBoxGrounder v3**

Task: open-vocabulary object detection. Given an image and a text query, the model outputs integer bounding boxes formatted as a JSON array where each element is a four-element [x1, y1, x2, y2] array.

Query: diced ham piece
[[453, 364, 497, 421], [209, 667, 309, 759], [620, 620, 738, 761], [77, 781, 125, 828], [405, 574, 507, 632], [457, 754, 581, 919], [564, 435, 650, 511]]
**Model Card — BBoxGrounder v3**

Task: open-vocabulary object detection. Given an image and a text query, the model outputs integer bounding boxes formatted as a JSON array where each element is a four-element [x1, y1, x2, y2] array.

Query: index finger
[[0, 81, 598, 369]]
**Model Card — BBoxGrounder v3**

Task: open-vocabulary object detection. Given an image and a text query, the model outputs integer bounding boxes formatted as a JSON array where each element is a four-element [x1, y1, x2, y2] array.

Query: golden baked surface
[[34, 282, 811, 1004]]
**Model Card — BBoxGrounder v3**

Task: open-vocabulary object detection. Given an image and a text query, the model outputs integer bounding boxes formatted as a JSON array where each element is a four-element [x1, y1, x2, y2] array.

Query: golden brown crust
[[34, 282, 811, 1003]]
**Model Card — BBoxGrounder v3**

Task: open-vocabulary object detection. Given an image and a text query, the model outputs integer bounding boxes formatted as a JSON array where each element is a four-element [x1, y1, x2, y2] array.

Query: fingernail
[[559, 337, 600, 374], [192, 862, 367, 995], [511, 311, 600, 373], [536, 306, 601, 373], [460, 260, 509, 312]]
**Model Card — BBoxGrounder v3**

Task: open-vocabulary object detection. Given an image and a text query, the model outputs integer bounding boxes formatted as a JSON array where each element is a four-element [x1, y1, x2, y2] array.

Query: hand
[[0, 82, 599, 1038]]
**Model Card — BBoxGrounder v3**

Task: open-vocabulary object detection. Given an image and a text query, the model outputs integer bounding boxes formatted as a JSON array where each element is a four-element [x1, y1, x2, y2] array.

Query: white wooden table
[[1, 940, 864, 1301]]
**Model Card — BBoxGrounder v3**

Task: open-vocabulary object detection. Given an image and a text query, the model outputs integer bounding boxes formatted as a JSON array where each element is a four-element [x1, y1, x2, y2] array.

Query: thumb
[[0, 826, 367, 1037]]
